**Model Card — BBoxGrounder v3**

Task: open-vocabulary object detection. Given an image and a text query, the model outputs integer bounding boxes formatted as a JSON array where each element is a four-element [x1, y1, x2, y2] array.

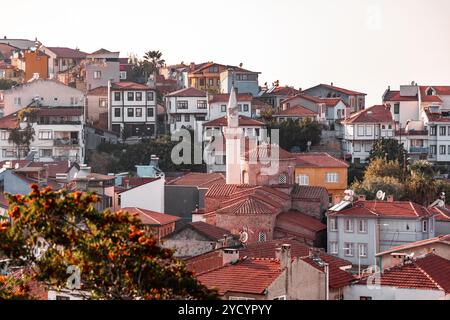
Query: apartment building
[[303, 83, 366, 112]]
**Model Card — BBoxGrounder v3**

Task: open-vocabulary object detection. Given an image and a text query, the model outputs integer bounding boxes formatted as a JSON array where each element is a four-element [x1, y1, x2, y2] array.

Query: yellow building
[[294, 153, 349, 204], [188, 62, 227, 93]]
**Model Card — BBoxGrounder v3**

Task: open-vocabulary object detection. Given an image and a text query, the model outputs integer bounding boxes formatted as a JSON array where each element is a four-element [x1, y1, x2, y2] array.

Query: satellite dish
[[376, 190, 386, 201], [239, 231, 249, 243]]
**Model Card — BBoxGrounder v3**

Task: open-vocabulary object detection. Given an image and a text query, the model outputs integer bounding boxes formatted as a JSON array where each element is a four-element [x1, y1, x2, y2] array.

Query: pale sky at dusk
[[2, 0, 450, 106]]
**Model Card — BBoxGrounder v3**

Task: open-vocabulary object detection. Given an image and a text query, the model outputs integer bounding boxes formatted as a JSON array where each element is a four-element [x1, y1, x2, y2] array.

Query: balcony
[[54, 138, 80, 147], [409, 147, 429, 154]]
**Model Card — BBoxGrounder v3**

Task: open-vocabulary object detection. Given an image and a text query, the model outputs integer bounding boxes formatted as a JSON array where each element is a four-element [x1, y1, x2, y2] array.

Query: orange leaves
[[128, 225, 144, 240], [8, 205, 21, 221], [0, 221, 10, 232]]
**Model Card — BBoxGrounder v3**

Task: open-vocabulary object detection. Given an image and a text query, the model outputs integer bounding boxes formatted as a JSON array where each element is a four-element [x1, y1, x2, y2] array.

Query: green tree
[[368, 138, 407, 164], [143, 50, 165, 75], [0, 186, 217, 300], [0, 79, 18, 90], [405, 160, 437, 205]]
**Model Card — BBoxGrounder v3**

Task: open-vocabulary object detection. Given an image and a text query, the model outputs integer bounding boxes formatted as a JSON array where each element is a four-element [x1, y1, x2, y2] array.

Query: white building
[[208, 92, 252, 120], [114, 177, 165, 213], [341, 105, 395, 164], [1, 79, 85, 117], [40, 47, 87, 80], [165, 87, 208, 133], [109, 81, 157, 138], [344, 254, 450, 300], [0, 106, 85, 163]]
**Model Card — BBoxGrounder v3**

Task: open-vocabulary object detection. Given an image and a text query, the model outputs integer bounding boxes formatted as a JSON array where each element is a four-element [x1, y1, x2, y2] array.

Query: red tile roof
[[431, 206, 450, 222], [121, 207, 179, 226], [197, 258, 282, 295], [28, 161, 72, 178], [165, 87, 207, 97], [243, 143, 295, 161], [295, 152, 349, 168], [376, 234, 450, 257], [203, 115, 264, 127], [342, 104, 394, 124], [217, 196, 276, 215], [290, 185, 328, 201], [183, 221, 232, 241], [424, 108, 450, 123], [314, 84, 366, 96], [87, 86, 108, 96], [275, 211, 326, 232], [117, 177, 160, 193], [301, 256, 355, 289], [208, 93, 253, 103], [322, 98, 346, 107], [384, 90, 418, 102], [358, 254, 450, 293], [420, 86, 450, 102], [269, 86, 302, 96], [281, 94, 323, 105], [166, 172, 225, 188], [0, 111, 19, 129], [274, 105, 317, 117], [111, 82, 151, 90], [46, 47, 87, 59], [329, 200, 433, 218]]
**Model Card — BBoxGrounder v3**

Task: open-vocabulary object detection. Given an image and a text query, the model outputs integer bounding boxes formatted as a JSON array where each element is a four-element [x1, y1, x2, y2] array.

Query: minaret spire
[[224, 86, 242, 184]]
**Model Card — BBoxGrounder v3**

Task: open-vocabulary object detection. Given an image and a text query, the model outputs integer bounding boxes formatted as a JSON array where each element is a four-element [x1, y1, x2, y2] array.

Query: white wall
[[344, 284, 445, 300], [209, 100, 252, 120], [120, 177, 164, 213]]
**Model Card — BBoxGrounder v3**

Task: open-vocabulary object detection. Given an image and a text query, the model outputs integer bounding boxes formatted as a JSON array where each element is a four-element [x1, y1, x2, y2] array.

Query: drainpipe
[[107, 80, 111, 131], [324, 263, 329, 300]]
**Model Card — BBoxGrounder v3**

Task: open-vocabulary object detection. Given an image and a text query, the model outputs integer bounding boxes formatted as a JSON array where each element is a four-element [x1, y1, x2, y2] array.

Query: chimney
[[358, 195, 366, 201], [331, 82, 334, 87], [222, 248, 239, 265], [387, 195, 394, 202], [276, 244, 291, 269], [189, 62, 195, 71], [223, 234, 229, 247]]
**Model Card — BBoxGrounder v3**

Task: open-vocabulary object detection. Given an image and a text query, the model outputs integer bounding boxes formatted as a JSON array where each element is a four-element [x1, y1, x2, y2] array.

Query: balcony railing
[[409, 147, 429, 153], [54, 139, 80, 147]]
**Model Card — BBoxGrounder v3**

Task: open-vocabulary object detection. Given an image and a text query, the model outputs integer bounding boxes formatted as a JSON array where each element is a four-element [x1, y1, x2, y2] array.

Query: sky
[[1, 0, 450, 106]]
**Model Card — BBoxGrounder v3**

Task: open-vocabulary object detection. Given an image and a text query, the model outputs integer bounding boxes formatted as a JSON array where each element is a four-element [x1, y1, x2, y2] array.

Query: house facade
[[219, 66, 260, 96], [40, 47, 87, 80], [109, 81, 157, 138], [327, 198, 436, 267], [302, 83, 366, 112]]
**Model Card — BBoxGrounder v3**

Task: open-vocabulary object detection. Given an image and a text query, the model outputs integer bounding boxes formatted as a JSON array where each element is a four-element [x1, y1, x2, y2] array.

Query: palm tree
[[143, 50, 165, 75]]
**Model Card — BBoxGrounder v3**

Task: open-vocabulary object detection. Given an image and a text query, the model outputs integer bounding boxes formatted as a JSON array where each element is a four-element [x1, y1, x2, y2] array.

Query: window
[[184, 115, 190, 122], [197, 100, 207, 109], [394, 103, 400, 115], [358, 243, 368, 257], [243, 104, 249, 112], [357, 125, 364, 136], [2, 149, 15, 158], [430, 126, 437, 136], [70, 97, 79, 105], [208, 79, 214, 86], [175, 114, 181, 122], [14, 97, 21, 106], [118, 194, 121, 206], [127, 92, 135, 101], [93, 71, 101, 79], [114, 92, 121, 101], [56, 296, 70, 300], [177, 101, 188, 109], [114, 108, 121, 117], [147, 92, 154, 101], [39, 149, 52, 157], [273, 295, 287, 300], [422, 220, 428, 232], [147, 108, 154, 117], [440, 145, 446, 155], [297, 174, 309, 186], [209, 66, 219, 73], [99, 98, 107, 108], [0, 131, 10, 140], [353, 142, 361, 152], [364, 142, 372, 152], [119, 71, 127, 80], [229, 297, 255, 300], [440, 126, 447, 136], [360, 296, 372, 301], [358, 219, 368, 233], [221, 105, 227, 112], [329, 218, 338, 231], [427, 88, 435, 96], [279, 173, 287, 184], [136, 92, 142, 101], [258, 232, 267, 243], [326, 172, 338, 183], [344, 243, 354, 257], [127, 108, 134, 117], [38, 130, 52, 140], [365, 125, 373, 136], [448, 145, 450, 155], [136, 108, 142, 117], [344, 219, 354, 233], [330, 242, 338, 254], [430, 145, 437, 155], [238, 104, 242, 112]]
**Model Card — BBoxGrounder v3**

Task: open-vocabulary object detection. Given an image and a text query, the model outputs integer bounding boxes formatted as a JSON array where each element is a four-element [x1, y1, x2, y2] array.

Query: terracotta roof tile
[[46, 47, 87, 59], [185, 221, 232, 241], [276, 211, 326, 232], [121, 207, 179, 226], [431, 206, 450, 222], [376, 234, 450, 257], [424, 108, 450, 123], [343, 104, 394, 124], [166, 172, 225, 188], [111, 82, 151, 90], [203, 115, 264, 127], [329, 200, 433, 218], [295, 152, 349, 168], [165, 87, 207, 97], [314, 84, 366, 96], [87, 86, 108, 96], [290, 185, 328, 201], [197, 258, 282, 295], [274, 105, 317, 117], [243, 143, 295, 161], [208, 93, 253, 103], [384, 90, 419, 102], [217, 196, 276, 215]]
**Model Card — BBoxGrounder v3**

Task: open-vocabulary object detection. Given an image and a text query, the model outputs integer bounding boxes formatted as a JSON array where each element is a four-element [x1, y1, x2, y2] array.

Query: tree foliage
[[129, 50, 165, 84], [0, 79, 18, 90], [368, 138, 407, 163], [0, 185, 217, 300]]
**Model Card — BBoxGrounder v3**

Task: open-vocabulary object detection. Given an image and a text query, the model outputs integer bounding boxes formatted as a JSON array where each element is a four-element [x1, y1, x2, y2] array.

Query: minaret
[[224, 87, 242, 184]]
